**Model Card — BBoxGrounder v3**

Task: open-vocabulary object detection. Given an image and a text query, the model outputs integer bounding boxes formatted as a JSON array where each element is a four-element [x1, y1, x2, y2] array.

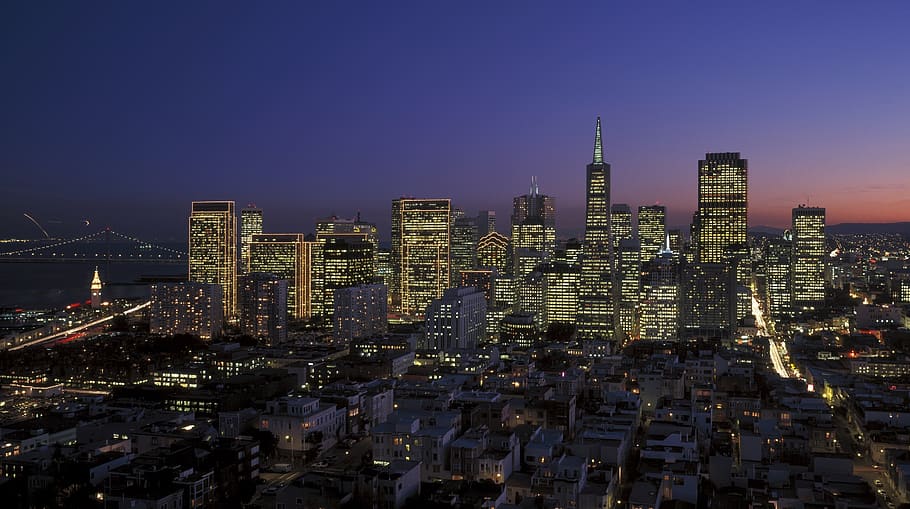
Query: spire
[[531, 176, 539, 197], [593, 116, 604, 164], [91, 266, 102, 287]]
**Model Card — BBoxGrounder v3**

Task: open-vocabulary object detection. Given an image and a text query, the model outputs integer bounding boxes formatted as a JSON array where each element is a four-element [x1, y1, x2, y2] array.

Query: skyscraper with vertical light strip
[[577, 117, 614, 340], [189, 201, 236, 321], [391, 198, 451, 317]]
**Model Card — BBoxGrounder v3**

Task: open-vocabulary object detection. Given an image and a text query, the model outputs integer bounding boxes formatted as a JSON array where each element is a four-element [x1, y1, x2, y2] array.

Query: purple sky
[[2, 1, 909, 242]]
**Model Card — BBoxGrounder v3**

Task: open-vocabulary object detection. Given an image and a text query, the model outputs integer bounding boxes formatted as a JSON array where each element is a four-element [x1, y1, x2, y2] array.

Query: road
[[9, 301, 150, 351]]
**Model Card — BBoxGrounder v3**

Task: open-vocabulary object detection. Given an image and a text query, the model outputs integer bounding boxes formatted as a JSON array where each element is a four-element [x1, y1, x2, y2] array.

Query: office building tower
[[517, 263, 545, 322], [477, 210, 497, 237], [638, 205, 667, 263], [477, 232, 511, 275], [321, 236, 374, 321], [461, 269, 496, 305], [667, 229, 683, 255], [695, 153, 748, 267], [543, 262, 580, 329], [189, 201, 236, 320], [90, 267, 102, 309], [249, 233, 314, 319], [240, 206, 263, 274], [391, 198, 451, 317], [611, 204, 633, 267], [577, 117, 614, 340], [376, 248, 392, 288], [761, 235, 793, 322], [150, 282, 223, 340], [512, 177, 556, 261], [451, 214, 478, 283], [561, 238, 584, 268], [681, 263, 734, 339], [639, 246, 680, 341], [423, 287, 487, 351], [238, 273, 288, 344], [791, 206, 826, 312], [316, 214, 380, 272], [334, 284, 388, 342], [499, 312, 538, 349], [615, 239, 641, 343]]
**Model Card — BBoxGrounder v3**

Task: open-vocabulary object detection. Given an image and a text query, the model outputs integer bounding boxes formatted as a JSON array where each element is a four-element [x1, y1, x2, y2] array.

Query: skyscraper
[[695, 153, 748, 267], [334, 284, 388, 342], [764, 234, 792, 323], [316, 214, 379, 276], [638, 205, 666, 263], [511, 177, 557, 259], [320, 236, 375, 322], [611, 204, 633, 268], [639, 247, 680, 341], [476, 232, 511, 275], [451, 213, 478, 283], [577, 117, 613, 340], [240, 206, 263, 274], [476, 210, 497, 237], [150, 282, 223, 340], [238, 273, 288, 345], [249, 233, 313, 319], [189, 201, 236, 320], [391, 198, 451, 317], [791, 206, 826, 312], [423, 287, 487, 351], [615, 239, 641, 344]]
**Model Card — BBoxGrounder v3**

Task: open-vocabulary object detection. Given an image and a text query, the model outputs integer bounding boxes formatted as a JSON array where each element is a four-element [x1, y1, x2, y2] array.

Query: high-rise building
[[499, 312, 538, 349], [249, 233, 314, 319], [695, 153, 748, 267], [376, 248, 393, 288], [461, 269, 496, 305], [577, 117, 614, 340], [423, 287, 487, 351], [638, 205, 667, 263], [543, 262, 580, 329], [512, 177, 556, 234], [90, 266, 102, 309], [320, 236, 374, 322], [615, 239, 641, 344], [334, 284, 388, 342], [391, 198, 451, 317], [316, 214, 379, 276], [476, 210, 497, 237], [639, 248, 680, 341], [240, 206, 263, 274], [189, 201, 236, 320], [611, 204, 633, 268], [150, 282, 223, 340], [764, 235, 793, 322], [667, 229, 683, 255], [451, 214, 478, 283], [238, 273, 288, 345], [512, 177, 556, 268], [477, 232, 511, 274], [681, 263, 734, 339], [791, 206, 826, 312]]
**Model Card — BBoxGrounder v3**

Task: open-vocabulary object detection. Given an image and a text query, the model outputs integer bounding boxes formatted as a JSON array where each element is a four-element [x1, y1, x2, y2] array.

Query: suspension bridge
[[0, 228, 187, 264]]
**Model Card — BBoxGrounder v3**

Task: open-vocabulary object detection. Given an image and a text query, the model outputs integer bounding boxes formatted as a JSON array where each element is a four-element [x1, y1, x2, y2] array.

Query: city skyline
[[3, 2, 910, 241]]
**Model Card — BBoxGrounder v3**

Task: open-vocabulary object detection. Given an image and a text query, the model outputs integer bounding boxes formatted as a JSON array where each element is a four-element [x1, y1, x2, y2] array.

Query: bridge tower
[[91, 266, 103, 308]]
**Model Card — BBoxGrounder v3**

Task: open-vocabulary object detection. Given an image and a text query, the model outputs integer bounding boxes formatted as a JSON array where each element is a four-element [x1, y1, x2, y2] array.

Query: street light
[[285, 435, 293, 465]]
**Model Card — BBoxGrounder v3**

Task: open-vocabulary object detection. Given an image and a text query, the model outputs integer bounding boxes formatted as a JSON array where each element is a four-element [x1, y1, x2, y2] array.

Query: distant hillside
[[749, 225, 785, 236], [827, 222, 910, 235]]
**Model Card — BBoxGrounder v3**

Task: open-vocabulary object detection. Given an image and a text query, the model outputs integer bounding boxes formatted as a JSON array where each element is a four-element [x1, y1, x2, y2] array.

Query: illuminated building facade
[[477, 232, 511, 275], [249, 233, 313, 319], [391, 198, 451, 317], [638, 205, 666, 263], [543, 262, 580, 329], [639, 249, 680, 341], [615, 239, 641, 343], [511, 176, 556, 252], [423, 286, 487, 351], [461, 269, 496, 305], [695, 152, 748, 268], [791, 206, 826, 312], [578, 117, 614, 340], [334, 284, 388, 342], [611, 204, 632, 270], [240, 206, 263, 274], [451, 214, 478, 283], [150, 282, 223, 340], [320, 236, 374, 321], [764, 234, 793, 322], [238, 272, 288, 345], [499, 312, 538, 349], [90, 266, 102, 309], [316, 214, 379, 276], [189, 200, 236, 320], [681, 263, 734, 339]]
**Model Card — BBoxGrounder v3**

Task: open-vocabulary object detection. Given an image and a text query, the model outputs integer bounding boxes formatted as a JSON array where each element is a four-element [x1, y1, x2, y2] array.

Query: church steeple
[[593, 116, 604, 164]]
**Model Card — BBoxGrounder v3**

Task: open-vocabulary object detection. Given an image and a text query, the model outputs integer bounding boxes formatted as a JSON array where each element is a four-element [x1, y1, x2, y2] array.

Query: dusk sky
[[2, 1, 909, 242]]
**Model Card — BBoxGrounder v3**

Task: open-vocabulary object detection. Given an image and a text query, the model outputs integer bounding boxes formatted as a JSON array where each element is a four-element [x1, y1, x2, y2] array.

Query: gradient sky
[[2, 1, 909, 242]]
